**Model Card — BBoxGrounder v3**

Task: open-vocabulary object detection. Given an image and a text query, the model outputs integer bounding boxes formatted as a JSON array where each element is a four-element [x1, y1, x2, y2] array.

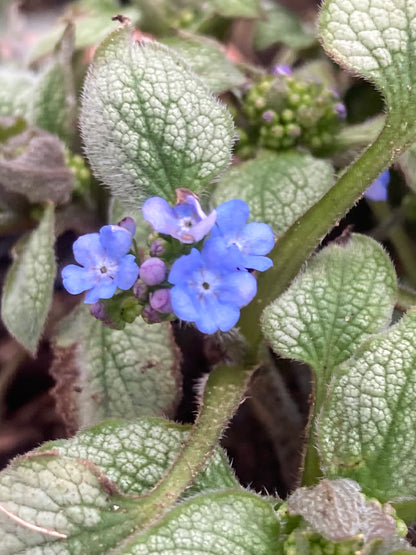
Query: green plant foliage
[[162, 33, 245, 93], [319, 309, 416, 502], [213, 150, 334, 236], [261, 235, 397, 385], [81, 26, 234, 204], [0, 418, 279, 554], [1, 204, 56, 354], [32, 25, 76, 142], [320, 0, 416, 149], [54, 306, 182, 427], [39, 418, 238, 497]]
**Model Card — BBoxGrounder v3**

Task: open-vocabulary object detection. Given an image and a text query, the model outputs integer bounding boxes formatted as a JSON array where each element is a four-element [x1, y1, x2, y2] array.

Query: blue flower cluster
[[62, 191, 274, 334]]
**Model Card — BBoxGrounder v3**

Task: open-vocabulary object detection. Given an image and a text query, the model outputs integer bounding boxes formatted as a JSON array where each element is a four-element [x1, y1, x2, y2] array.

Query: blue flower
[[142, 190, 216, 244], [168, 238, 257, 334], [62, 225, 139, 303], [364, 171, 390, 201], [210, 199, 274, 271]]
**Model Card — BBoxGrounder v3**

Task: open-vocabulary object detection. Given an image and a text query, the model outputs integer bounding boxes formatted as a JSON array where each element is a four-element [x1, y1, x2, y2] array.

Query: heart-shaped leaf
[[262, 234, 397, 385], [81, 26, 234, 204]]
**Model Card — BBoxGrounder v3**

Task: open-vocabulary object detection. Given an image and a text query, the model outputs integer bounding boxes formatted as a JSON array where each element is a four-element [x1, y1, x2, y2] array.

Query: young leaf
[[320, 0, 416, 148], [81, 26, 234, 204], [213, 151, 334, 236], [286, 479, 414, 553], [261, 234, 397, 385], [0, 129, 74, 205], [1, 203, 56, 355], [319, 308, 416, 501], [162, 34, 245, 93], [39, 417, 238, 497], [53, 306, 182, 427]]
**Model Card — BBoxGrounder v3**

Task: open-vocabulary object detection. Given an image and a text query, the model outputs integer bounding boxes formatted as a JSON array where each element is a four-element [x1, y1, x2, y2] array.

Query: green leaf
[[81, 26, 234, 204], [121, 490, 280, 554], [262, 235, 397, 385], [0, 128, 74, 205], [29, 0, 141, 61], [254, 1, 316, 50], [162, 33, 245, 93], [0, 69, 36, 119], [33, 25, 76, 142], [320, 0, 416, 147], [53, 306, 182, 427], [213, 151, 334, 236], [40, 417, 238, 497], [0, 451, 143, 554], [0, 418, 279, 554], [319, 308, 416, 501], [1, 204, 56, 354]]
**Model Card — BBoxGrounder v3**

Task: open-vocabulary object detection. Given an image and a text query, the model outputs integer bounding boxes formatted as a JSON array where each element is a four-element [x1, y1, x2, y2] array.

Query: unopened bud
[[89, 302, 107, 320], [140, 258, 167, 286], [133, 280, 149, 301], [142, 304, 163, 324], [149, 288, 173, 314]]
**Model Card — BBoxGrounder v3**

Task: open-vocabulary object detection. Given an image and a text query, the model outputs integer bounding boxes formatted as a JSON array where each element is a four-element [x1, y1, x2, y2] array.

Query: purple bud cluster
[[61, 189, 275, 334]]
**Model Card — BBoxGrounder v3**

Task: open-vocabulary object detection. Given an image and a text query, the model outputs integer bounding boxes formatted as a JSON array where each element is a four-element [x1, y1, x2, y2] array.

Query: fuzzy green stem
[[301, 376, 326, 486], [120, 363, 254, 544]]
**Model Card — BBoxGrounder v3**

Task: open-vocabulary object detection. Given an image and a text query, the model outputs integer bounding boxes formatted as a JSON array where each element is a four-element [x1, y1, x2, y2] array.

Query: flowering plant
[[1, 0, 416, 553]]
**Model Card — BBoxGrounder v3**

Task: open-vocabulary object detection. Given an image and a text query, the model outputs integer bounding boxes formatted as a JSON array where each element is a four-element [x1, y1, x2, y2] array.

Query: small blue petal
[[116, 254, 140, 289], [84, 278, 118, 304], [364, 171, 389, 201], [241, 253, 273, 272], [142, 197, 177, 235], [196, 296, 239, 334], [220, 270, 257, 307], [100, 225, 133, 259], [73, 233, 104, 267], [62, 265, 96, 294], [170, 285, 200, 321], [240, 222, 274, 255], [214, 199, 249, 234], [169, 249, 202, 285], [202, 237, 244, 271]]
